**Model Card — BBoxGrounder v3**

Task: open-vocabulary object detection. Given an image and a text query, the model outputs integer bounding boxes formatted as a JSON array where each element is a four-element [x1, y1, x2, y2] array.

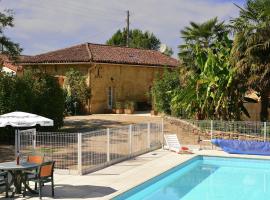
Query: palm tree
[[178, 17, 228, 73], [173, 34, 249, 120], [231, 0, 270, 121]]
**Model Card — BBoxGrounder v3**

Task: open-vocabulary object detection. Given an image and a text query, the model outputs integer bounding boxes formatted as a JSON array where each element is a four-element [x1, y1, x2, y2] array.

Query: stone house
[[0, 54, 23, 75], [20, 43, 178, 114]]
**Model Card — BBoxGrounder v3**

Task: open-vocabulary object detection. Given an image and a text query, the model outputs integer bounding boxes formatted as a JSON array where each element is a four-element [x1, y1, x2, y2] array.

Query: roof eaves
[[20, 61, 92, 65], [93, 61, 178, 68]]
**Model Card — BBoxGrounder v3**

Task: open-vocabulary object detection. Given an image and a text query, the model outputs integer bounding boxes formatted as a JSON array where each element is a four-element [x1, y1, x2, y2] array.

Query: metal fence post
[[33, 129, 36, 149], [129, 125, 132, 155], [77, 133, 82, 175], [161, 118, 164, 148], [147, 122, 151, 149], [107, 128, 110, 162], [264, 122, 267, 142], [210, 120, 213, 140], [15, 130, 18, 157], [210, 120, 213, 149]]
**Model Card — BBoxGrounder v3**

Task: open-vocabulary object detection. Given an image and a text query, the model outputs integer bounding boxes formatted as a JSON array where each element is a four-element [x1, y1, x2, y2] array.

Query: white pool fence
[[16, 122, 164, 175]]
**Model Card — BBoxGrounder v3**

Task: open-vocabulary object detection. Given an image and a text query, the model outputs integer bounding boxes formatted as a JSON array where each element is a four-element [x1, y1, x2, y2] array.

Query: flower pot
[[124, 108, 134, 114], [116, 108, 124, 114], [151, 110, 158, 115]]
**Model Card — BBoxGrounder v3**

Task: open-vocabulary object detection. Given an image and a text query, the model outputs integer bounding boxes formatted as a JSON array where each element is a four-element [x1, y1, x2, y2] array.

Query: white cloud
[[1, 0, 244, 55]]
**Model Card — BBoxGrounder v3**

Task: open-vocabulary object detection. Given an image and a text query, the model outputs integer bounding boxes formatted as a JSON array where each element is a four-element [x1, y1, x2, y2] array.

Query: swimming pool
[[113, 156, 270, 200]]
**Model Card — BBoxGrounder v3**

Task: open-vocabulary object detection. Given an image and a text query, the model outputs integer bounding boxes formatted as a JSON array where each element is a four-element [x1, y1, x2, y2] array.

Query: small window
[[108, 87, 113, 109], [95, 66, 102, 78]]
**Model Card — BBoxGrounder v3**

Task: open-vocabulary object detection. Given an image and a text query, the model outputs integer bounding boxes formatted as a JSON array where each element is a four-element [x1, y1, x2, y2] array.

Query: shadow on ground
[[0, 145, 14, 162], [62, 119, 130, 132], [23, 184, 117, 199]]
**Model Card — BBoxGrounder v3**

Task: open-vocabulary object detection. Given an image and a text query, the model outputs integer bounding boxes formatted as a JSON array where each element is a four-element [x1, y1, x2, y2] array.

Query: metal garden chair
[[23, 161, 55, 199]]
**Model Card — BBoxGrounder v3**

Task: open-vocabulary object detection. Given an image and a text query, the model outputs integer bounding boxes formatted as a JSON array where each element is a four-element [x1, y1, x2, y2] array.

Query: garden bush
[[151, 69, 181, 115], [64, 68, 90, 115], [0, 71, 65, 142]]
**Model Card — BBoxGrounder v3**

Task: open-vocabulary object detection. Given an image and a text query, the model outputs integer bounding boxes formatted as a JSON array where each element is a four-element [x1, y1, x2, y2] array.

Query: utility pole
[[126, 10, 130, 47]]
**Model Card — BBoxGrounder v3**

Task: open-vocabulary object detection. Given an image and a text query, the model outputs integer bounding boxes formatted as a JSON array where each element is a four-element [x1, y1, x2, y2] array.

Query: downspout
[[86, 43, 93, 114]]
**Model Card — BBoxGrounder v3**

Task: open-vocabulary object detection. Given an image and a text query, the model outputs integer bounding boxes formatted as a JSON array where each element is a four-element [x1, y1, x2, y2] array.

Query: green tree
[[64, 68, 90, 115], [0, 72, 65, 128], [0, 9, 22, 62], [231, 0, 270, 121], [0, 74, 16, 114], [151, 69, 180, 115], [178, 17, 228, 72], [173, 34, 248, 120], [106, 28, 161, 50], [33, 73, 65, 128]]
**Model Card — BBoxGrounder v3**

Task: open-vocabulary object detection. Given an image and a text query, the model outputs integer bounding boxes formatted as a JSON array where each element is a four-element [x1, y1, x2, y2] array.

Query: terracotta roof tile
[[20, 43, 179, 67], [0, 54, 23, 72]]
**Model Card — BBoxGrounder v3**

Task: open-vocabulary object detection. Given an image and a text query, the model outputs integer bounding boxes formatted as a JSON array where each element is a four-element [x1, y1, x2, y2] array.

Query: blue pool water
[[114, 156, 270, 200]]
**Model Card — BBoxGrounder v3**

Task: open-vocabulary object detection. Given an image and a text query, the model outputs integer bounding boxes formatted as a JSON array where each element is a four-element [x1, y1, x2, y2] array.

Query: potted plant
[[124, 101, 135, 114], [151, 110, 158, 115], [151, 99, 158, 115], [115, 101, 124, 114]]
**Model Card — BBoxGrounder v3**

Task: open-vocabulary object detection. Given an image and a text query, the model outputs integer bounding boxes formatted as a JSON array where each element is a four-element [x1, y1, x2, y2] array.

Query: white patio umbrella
[[0, 111, 53, 127], [0, 111, 54, 156]]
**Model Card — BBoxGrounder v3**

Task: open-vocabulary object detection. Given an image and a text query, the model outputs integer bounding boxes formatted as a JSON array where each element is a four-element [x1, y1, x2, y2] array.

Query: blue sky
[[1, 0, 245, 57]]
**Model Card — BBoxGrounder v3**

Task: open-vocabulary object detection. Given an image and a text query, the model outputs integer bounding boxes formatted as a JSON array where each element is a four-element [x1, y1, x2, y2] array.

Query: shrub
[[32, 73, 65, 128], [64, 68, 90, 115], [0, 71, 65, 130], [125, 101, 136, 110], [151, 69, 181, 115], [115, 101, 123, 109]]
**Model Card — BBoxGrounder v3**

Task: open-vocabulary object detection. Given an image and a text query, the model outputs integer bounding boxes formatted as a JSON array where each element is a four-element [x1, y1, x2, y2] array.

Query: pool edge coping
[[107, 150, 270, 199], [107, 154, 199, 200]]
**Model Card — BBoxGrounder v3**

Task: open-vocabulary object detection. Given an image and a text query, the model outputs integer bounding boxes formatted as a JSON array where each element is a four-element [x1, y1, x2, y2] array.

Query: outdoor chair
[[23, 161, 55, 199], [164, 134, 193, 153], [164, 134, 182, 153], [0, 171, 8, 198], [25, 152, 45, 190], [27, 152, 44, 164]]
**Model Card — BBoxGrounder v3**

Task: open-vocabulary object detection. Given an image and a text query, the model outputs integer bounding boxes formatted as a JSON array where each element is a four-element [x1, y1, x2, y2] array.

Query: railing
[[17, 122, 163, 175], [165, 117, 270, 143]]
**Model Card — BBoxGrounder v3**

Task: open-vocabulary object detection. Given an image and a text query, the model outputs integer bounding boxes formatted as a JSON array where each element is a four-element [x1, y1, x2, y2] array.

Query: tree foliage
[[64, 68, 90, 115], [173, 35, 249, 120], [0, 72, 65, 128], [151, 69, 181, 115], [178, 17, 228, 73], [171, 17, 253, 120], [0, 9, 22, 60], [106, 28, 161, 50], [231, 0, 270, 121]]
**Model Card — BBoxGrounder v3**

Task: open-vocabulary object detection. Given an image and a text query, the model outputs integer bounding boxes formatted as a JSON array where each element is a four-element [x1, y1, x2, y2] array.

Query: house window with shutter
[[95, 66, 102, 78]]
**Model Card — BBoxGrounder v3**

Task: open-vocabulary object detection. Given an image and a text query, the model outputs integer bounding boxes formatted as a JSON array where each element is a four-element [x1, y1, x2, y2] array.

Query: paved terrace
[[2, 149, 270, 200]]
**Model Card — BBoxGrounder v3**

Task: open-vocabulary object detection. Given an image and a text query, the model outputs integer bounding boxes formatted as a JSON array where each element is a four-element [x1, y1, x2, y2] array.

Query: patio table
[[0, 161, 39, 196]]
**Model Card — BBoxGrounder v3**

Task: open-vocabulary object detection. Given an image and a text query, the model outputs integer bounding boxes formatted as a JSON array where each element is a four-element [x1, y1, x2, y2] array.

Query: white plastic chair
[[164, 134, 181, 153]]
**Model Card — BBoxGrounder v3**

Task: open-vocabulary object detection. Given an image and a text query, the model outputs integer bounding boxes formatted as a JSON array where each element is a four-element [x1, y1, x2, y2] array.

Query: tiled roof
[[20, 43, 179, 67], [0, 54, 23, 72]]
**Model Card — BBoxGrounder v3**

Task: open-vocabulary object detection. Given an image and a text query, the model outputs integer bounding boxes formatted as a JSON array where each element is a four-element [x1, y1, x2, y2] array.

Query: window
[[108, 87, 113, 109], [95, 66, 102, 78]]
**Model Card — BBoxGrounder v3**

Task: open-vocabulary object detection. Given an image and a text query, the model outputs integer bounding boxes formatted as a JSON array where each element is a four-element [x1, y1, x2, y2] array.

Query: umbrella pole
[[14, 129, 19, 158]]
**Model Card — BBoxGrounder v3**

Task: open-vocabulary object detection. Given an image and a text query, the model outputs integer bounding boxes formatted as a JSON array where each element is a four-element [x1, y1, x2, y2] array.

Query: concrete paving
[[2, 149, 270, 200]]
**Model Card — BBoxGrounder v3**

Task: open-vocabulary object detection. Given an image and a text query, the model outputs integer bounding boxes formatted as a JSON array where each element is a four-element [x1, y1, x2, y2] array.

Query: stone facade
[[23, 63, 165, 114]]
